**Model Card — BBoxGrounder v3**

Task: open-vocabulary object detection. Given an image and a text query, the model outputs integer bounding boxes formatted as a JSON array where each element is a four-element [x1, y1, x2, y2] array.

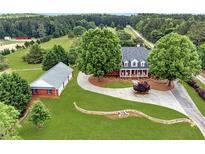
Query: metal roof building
[[31, 62, 73, 96]]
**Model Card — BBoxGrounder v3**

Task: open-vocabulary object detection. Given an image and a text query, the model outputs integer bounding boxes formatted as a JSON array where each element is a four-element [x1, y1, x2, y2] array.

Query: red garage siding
[[32, 88, 58, 97]]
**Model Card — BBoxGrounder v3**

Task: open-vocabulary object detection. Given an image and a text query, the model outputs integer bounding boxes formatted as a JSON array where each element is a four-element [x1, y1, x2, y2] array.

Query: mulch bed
[[89, 76, 174, 91]]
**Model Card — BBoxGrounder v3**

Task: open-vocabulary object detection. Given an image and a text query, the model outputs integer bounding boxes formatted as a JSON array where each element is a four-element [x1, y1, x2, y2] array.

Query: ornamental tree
[[148, 32, 201, 86], [29, 100, 51, 128], [0, 103, 21, 140], [42, 45, 68, 71], [0, 73, 32, 114], [77, 28, 122, 79]]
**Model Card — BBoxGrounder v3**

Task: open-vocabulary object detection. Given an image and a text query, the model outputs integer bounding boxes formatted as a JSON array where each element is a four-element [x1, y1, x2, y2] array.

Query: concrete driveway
[[77, 72, 186, 115], [77, 72, 205, 137]]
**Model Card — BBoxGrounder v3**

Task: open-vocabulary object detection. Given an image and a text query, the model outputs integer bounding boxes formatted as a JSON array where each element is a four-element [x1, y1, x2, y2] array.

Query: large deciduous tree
[[77, 28, 122, 79], [0, 103, 21, 140], [42, 45, 68, 71], [0, 73, 32, 114], [148, 32, 201, 86]]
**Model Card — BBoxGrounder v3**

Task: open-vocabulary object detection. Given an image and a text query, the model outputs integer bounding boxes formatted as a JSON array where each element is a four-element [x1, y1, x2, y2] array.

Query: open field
[[4, 36, 76, 81]]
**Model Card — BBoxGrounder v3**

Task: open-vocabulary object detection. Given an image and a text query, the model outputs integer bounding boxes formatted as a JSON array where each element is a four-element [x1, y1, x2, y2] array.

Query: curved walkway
[[77, 72, 186, 115]]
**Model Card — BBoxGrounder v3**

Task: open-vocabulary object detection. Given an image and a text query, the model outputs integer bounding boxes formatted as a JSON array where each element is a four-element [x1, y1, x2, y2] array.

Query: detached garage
[[31, 62, 73, 97]]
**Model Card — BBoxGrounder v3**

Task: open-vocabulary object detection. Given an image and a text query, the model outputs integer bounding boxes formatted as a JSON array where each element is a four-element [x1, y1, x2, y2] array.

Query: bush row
[[187, 80, 205, 100]]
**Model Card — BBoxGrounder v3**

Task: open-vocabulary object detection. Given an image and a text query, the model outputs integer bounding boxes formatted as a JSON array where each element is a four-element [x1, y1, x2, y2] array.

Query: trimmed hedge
[[187, 79, 205, 100]]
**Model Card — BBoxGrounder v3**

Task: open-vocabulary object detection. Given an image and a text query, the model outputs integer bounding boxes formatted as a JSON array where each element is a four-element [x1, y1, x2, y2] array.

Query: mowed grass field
[[5, 36, 76, 82], [19, 70, 204, 140], [3, 35, 204, 139]]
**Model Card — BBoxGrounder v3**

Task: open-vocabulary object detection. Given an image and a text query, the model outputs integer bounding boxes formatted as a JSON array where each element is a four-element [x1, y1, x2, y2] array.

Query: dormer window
[[141, 61, 145, 67], [131, 59, 138, 67], [124, 61, 128, 67]]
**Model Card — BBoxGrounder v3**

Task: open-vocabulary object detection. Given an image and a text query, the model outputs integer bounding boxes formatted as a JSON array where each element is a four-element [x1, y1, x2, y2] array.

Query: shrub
[[133, 81, 150, 93], [1, 49, 11, 56], [0, 55, 8, 71], [196, 88, 205, 100], [187, 80, 199, 89], [40, 36, 51, 43], [29, 100, 51, 128], [67, 31, 75, 38]]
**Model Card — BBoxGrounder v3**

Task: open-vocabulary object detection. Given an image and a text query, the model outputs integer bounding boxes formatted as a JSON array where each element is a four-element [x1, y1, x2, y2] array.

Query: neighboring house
[[120, 46, 150, 77], [31, 62, 73, 97], [4, 36, 11, 40], [16, 36, 31, 40]]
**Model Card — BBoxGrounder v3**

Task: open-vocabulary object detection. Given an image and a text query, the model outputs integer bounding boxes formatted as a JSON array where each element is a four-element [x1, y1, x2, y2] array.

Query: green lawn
[[182, 81, 205, 117], [15, 69, 44, 83], [4, 35, 203, 139], [19, 70, 204, 140], [104, 80, 133, 88], [4, 36, 76, 81]]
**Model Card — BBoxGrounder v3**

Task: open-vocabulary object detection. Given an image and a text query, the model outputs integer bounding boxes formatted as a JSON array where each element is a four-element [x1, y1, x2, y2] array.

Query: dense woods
[[0, 14, 137, 39], [135, 14, 205, 45]]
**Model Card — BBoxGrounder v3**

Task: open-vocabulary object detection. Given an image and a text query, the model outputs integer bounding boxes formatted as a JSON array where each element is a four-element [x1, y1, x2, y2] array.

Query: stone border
[[74, 102, 195, 126]]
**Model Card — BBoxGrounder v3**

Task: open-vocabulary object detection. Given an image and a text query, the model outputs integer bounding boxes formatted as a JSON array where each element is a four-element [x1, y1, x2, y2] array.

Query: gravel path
[[77, 72, 186, 115]]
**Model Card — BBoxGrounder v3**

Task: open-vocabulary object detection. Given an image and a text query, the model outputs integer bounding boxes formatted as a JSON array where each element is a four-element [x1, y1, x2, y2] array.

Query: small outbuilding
[[31, 62, 73, 97]]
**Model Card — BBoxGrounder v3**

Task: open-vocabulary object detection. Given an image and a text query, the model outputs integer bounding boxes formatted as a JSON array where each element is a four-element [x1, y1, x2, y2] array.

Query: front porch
[[120, 69, 148, 77]]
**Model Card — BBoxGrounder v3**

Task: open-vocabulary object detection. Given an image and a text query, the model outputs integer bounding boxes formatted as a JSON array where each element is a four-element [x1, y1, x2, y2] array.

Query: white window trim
[[131, 59, 138, 67], [141, 61, 145, 67], [124, 61, 129, 67]]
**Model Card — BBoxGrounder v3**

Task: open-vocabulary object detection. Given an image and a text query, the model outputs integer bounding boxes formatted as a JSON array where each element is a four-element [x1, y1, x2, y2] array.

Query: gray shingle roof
[[31, 62, 73, 89], [121, 47, 150, 69]]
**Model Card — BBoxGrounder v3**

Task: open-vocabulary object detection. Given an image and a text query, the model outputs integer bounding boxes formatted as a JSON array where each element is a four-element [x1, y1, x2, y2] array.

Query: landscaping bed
[[89, 76, 173, 91]]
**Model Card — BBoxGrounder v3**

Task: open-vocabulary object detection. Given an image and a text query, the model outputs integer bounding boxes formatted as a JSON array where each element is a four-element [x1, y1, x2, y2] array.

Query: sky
[[0, 0, 205, 14]]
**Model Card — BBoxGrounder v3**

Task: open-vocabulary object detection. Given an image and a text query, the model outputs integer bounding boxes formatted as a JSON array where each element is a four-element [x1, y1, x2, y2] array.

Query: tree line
[[0, 14, 137, 39], [135, 13, 205, 46]]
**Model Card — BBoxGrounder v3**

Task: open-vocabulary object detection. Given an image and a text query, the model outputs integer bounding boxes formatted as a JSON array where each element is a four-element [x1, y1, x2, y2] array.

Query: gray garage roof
[[31, 62, 73, 89], [121, 46, 151, 68]]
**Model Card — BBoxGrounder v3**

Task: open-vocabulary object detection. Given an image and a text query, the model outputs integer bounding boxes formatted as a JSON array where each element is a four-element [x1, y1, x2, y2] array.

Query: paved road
[[126, 25, 154, 49], [171, 82, 205, 137], [196, 75, 205, 84]]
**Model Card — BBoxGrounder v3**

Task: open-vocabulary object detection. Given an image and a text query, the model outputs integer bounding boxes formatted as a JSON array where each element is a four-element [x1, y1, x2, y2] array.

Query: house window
[[47, 89, 52, 95], [124, 61, 128, 67], [32, 89, 38, 94], [131, 60, 138, 67], [141, 61, 145, 67]]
